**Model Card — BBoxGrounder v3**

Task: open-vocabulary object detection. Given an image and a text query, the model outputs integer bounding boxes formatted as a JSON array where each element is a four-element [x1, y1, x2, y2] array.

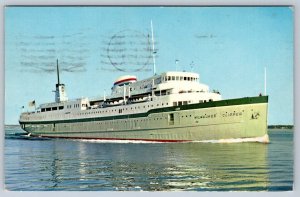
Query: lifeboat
[[129, 97, 149, 103], [104, 100, 124, 106]]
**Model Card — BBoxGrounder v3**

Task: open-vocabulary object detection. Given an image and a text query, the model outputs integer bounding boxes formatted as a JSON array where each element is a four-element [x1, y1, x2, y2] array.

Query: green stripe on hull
[[20, 96, 268, 125]]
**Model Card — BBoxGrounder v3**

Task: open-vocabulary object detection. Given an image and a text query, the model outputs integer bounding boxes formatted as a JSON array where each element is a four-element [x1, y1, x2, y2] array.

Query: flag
[[28, 100, 35, 107]]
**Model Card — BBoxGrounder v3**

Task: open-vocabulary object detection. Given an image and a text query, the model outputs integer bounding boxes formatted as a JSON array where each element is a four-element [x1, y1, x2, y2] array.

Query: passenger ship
[[19, 60, 269, 142], [19, 23, 269, 143]]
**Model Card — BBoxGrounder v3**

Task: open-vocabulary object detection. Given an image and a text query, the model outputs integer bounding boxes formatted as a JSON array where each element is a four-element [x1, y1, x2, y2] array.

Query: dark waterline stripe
[[33, 135, 191, 143]]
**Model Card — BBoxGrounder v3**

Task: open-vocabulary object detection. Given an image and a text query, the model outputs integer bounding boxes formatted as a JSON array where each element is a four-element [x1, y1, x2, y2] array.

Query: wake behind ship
[[19, 59, 269, 143]]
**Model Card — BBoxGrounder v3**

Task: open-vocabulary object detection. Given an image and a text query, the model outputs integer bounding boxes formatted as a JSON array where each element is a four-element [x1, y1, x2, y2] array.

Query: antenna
[[56, 59, 60, 85], [151, 20, 156, 75], [264, 67, 267, 95], [175, 59, 179, 71], [190, 61, 194, 72]]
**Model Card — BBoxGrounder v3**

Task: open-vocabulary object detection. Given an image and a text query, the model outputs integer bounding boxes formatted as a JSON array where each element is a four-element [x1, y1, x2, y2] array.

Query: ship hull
[[19, 96, 269, 143]]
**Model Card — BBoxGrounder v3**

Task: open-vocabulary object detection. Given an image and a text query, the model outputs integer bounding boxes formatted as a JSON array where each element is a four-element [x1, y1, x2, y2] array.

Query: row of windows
[[172, 99, 214, 107], [41, 103, 83, 112], [73, 102, 170, 116], [66, 104, 88, 109], [173, 101, 190, 106], [38, 101, 170, 115], [165, 76, 198, 82], [199, 99, 213, 103], [92, 117, 168, 125], [41, 106, 64, 112]]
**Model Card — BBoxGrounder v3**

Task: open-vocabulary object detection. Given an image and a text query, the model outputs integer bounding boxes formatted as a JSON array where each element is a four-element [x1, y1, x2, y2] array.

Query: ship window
[[176, 76, 179, 80], [172, 76, 175, 80], [46, 108, 51, 111], [180, 76, 183, 81], [168, 76, 171, 81], [187, 77, 190, 81], [173, 102, 177, 106], [41, 108, 45, 112], [52, 107, 57, 111], [178, 101, 182, 106], [184, 77, 187, 81], [183, 101, 188, 105]]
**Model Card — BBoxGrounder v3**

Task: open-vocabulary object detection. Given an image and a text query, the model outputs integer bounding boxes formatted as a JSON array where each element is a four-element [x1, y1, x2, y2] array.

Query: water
[[4, 126, 293, 191]]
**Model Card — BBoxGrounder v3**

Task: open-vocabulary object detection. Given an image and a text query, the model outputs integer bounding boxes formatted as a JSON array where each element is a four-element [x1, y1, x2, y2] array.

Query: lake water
[[4, 126, 293, 191]]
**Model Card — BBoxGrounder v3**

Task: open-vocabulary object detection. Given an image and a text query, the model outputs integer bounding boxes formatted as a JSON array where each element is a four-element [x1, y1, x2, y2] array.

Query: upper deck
[[110, 71, 210, 99], [20, 71, 222, 122]]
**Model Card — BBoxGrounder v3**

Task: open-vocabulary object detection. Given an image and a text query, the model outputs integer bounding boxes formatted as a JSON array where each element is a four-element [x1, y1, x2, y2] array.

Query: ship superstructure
[[20, 63, 222, 125]]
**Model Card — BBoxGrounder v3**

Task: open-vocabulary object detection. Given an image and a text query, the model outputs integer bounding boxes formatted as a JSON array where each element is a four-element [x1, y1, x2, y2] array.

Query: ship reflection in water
[[5, 128, 293, 191], [71, 141, 269, 191]]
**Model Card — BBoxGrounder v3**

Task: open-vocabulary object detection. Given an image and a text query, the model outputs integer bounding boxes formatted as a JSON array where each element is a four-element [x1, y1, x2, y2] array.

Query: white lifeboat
[[114, 75, 137, 86]]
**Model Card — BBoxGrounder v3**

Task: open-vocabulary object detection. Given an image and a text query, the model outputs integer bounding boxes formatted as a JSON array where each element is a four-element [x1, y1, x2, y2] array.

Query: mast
[[151, 20, 156, 75], [55, 59, 68, 102], [264, 67, 267, 95], [57, 59, 60, 85]]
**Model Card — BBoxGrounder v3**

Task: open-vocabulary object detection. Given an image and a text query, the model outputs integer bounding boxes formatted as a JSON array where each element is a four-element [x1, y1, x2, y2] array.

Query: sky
[[4, 6, 293, 125]]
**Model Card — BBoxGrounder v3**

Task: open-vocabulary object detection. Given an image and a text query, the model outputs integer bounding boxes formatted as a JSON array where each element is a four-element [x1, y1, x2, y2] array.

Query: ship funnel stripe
[[114, 77, 137, 85]]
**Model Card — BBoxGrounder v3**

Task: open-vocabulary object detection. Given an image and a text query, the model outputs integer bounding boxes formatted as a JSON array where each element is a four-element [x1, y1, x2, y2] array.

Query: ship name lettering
[[194, 113, 216, 119], [222, 111, 243, 117]]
